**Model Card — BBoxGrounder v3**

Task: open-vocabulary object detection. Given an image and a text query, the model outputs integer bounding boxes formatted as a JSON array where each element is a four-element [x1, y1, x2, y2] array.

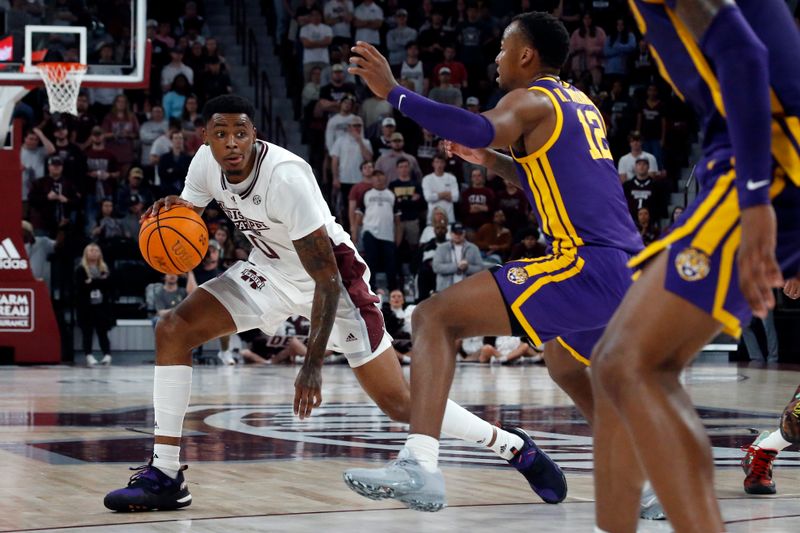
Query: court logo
[[0, 289, 34, 332], [675, 247, 711, 282], [507, 266, 529, 285], [0, 238, 28, 270]]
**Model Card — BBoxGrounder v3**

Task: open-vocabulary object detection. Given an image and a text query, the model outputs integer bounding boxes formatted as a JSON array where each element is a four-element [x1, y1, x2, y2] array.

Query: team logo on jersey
[[252, 195, 262, 205], [0, 238, 29, 270], [507, 267, 529, 285], [675, 247, 711, 282], [241, 268, 267, 290]]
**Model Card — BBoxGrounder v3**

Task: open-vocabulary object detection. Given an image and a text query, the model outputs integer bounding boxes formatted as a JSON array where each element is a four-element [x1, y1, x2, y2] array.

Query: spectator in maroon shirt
[[495, 180, 530, 235], [432, 45, 468, 89], [459, 167, 495, 234], [474, 209, 513, 265]]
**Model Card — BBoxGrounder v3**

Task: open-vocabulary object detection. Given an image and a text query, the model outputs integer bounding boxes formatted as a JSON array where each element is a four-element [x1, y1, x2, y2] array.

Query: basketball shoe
[[104, 462, 192, 512], [639, 481, 666, 520], [741, 431, 771, 474], [343, 447, 447, 512], [504, 427, 568, 504], [743, 447, 777, 495]]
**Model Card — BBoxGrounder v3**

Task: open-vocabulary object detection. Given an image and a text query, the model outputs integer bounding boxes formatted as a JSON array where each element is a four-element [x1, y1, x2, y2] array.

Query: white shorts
[[200, 260, 392, 367]]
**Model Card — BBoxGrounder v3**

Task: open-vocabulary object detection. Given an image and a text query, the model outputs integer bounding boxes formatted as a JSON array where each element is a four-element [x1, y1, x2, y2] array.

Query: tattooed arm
[[444, 140, 522, 187], [292, 225, 342, 419]]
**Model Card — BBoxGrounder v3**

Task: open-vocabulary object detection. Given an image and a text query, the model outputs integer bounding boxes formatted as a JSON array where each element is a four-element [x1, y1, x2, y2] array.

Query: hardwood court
[[0, 362, 798, 532]]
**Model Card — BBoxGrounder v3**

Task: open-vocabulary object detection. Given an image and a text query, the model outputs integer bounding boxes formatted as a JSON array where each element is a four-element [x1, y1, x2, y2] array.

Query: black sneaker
[[104, 462, 192, 512], [505, 426, 567, 504]]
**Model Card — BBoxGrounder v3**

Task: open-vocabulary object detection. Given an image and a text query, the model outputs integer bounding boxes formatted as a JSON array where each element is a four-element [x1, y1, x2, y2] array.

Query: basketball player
[[103, 95, 560, 512], [590, 1, 800, 531], [741, 278, 800, 495], [342, 13, 646, 512]]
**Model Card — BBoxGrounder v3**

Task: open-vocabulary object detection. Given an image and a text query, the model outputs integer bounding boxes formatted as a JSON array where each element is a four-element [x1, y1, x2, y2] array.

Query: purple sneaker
[[505, 427, 567, 504], [104, 462, 191, 512]]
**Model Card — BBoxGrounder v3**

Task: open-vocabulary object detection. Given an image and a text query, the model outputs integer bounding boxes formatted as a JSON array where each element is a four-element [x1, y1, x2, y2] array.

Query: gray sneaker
[[343, 448, 447, 512], [639, 481, 666, 520]]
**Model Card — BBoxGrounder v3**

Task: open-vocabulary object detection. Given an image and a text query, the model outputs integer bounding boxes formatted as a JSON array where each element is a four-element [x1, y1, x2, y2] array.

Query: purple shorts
[[629, 160, 800, 337], [491, 246, 634, 365]]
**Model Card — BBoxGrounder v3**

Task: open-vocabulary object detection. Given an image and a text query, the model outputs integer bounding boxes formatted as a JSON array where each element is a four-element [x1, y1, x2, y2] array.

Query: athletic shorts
[[201, 258, 393, 368], [491, 246, 634, 365], [629, 158, 800, 337]]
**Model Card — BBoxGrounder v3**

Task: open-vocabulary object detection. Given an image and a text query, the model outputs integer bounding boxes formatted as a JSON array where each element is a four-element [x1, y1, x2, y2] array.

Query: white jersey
[[181, 141, 351, 293]]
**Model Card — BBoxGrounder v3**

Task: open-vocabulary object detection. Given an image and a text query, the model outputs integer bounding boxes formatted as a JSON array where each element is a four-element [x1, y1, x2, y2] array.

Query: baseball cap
[[382, 117, 396, 127], [54, 120, 67, 130], [129, 193, 143, 205], [331, 63, 345, 72], [146, 18, 158, 28], [451, 223, 465, 234], [207, 239, 221, 251], [47, 155, 63, 165], [349, 115, 364, 125], [439, 66, 452, 75], [396, 8, 408, 16], [636, 156, 650, 164], [466, 96, 479, 106], [129, 167, 144, 178], [390, 132, 404, 141], [91, 126, 104, 135]]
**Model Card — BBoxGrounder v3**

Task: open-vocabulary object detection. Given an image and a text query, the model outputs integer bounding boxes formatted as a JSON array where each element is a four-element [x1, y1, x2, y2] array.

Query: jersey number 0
[[246, 233, 281, 259]]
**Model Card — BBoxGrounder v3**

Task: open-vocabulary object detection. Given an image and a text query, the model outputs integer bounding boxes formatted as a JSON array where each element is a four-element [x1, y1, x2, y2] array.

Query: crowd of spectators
[[19, 1, 796, 364]]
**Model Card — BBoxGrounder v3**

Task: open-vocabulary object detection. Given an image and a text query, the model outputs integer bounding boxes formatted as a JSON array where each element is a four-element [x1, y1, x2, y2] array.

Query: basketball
[[139, 206, 209, 274]]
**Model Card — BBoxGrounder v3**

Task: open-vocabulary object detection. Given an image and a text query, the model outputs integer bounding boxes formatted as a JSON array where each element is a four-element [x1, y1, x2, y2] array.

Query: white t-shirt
[[324, 0, 354, 38], [181, 141, 350, 289], [400, 60, 424, 94], [354, 1, 383, 44], [330, 134, 372, 184], [161, 62, 194, 89], [617, 150, 658, 181], [361, 188, 397, 242], [392, 304, 416, 335], [299, 23, 333, 64], [325, 112, 354, 152], [422, 172, 459, 223]]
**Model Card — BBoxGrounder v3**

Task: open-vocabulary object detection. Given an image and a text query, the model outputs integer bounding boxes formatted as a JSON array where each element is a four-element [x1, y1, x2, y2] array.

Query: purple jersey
[[509, 76, 643, 256]]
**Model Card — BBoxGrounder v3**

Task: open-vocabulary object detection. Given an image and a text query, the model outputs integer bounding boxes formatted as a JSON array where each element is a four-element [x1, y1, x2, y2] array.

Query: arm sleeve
[[699, 4, 771, 208], [267, 161, 330, 241], [180, 146, 214, 207]]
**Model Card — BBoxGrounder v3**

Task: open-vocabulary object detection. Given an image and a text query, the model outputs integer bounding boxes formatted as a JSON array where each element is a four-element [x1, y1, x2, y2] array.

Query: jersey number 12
[[577, 108, 612, 160]]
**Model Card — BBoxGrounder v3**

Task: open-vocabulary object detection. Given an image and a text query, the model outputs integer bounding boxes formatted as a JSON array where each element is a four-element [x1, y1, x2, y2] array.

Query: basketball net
[[34, 62, 88, 116]]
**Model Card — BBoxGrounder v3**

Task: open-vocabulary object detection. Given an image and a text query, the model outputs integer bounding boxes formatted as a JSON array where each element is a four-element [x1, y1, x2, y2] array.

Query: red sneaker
[[743, 447, 777, 495]]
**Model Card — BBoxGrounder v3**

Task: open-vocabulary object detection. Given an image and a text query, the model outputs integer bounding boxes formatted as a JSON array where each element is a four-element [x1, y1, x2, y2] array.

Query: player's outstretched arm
[[673, 0, 783, 317], [349, 41, 540, 150], [292, 225, 342, 419], [445, 141, 521, 187]]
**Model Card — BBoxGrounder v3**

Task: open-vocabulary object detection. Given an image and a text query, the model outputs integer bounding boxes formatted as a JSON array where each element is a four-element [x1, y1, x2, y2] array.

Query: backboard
[[0, 0, 148, 88]]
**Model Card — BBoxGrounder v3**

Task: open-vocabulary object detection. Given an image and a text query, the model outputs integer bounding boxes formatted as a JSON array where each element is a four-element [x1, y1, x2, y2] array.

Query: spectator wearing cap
[[355, 169, 400, 291], [299, 7, 334, 82], [422, 153, 459, 224], [623, 157, 668, 220], [386, 9, 417, 67], [433, 223, 483, 292], [139, 105, 168, 167], [116, 166, 154, 213], [20, 128, 56, 208], [324, 0, 355, 42], [325, 94, 357, 152], [432, 44, 468, 89], [84, 127, 121, 229], [28, 155, 79, 238], [397, 41, 425, 94], [50, 119, 87, 181], [161, 46, 194, 93], [465, 96, 480, 113], [330, 115, 373, 230], [428, 67, 463, 107], [375, 132, 422, 182], [197, 56, 233, 103], [353, 0, 383, 47], [158, 131, 192, 196], [617, 131, 660, 182], [370, 116, 396, 158], [317, 64, 358, 118], [120, 193, 146, 238]]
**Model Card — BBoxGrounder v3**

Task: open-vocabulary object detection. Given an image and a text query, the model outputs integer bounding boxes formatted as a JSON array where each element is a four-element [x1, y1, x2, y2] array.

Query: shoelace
[[127, 464, 158, 486], [748, 450, 774, 479]]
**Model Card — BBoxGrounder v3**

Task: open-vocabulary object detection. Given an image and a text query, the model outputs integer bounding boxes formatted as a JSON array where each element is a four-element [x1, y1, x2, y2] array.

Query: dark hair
[[202, 94, 256, 124], [609, 18, 631, 46], [511, 11, 570, 70], [578, 11, 597, 38], [395, 157, 409, 167], [372, 169, 386, 177], [360, 160, 373, 171]]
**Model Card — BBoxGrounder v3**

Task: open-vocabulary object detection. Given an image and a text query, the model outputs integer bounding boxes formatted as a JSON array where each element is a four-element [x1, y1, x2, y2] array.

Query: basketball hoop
[[34, 62, 88, 116]]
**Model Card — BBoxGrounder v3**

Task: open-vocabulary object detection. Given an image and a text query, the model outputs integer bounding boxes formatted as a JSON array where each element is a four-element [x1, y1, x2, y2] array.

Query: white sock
[[152, 365, 192, 478], [441, 399, 523, 460], [152, 444, 181, 478], [758, 429, 792, 452], [595, 528, 611, 533], [405, 434, 440, 473]]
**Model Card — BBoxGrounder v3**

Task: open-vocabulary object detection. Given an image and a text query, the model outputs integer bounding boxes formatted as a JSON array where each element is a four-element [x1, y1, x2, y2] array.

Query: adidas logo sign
[[345, 333, 358, 342], [0, 238, 28, 270]]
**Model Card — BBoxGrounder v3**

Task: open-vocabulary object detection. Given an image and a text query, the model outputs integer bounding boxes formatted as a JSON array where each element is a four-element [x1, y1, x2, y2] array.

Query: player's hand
[[293, 363, 323, 420], [348, 41, 398, 100], [738, 204, 784, 318], [142, 196, 195, 222], [445, 140, 493, 167], [784, 276, 800, 300]]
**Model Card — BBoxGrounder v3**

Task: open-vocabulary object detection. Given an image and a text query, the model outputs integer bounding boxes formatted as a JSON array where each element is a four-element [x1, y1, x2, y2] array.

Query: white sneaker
[[217, 350, 236, 365], [101, 354, 112, 366], [86, 354, 99, 367]]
